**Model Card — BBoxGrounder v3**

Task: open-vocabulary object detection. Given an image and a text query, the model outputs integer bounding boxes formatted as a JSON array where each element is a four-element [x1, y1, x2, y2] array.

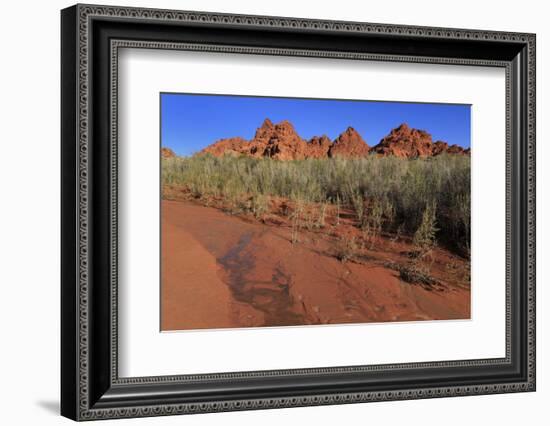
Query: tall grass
[[162, 154, 470, 255]]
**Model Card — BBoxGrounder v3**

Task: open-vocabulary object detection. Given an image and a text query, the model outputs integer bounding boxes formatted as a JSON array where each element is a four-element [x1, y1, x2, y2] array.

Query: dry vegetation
[[162, 153, 470, 260]]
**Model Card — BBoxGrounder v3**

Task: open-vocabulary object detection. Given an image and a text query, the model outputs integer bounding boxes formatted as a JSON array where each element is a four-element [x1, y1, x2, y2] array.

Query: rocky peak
[[260, 119, 307, 160], [261, 117, 274, 128], [393, 122, 411, 133], [306, 135, 332, 158], [432, 140, 449, 156], [274, 120, 297, 135], [254, 118, 274, 139], [255, 118, 299, 140], [202, 137, 249, 157], [445, 144, 469, 155], [199, 119, 469, 160], [329, 127, 370, 158], [308, 135, 332, 147], [370, 123, 434, 158], [371, 123, 470, 157], [161, 147, 176, 158]]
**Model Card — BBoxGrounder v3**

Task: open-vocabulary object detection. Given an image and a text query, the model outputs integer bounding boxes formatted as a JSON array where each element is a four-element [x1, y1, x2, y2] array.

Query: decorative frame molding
[[61, 4, 535, 421]]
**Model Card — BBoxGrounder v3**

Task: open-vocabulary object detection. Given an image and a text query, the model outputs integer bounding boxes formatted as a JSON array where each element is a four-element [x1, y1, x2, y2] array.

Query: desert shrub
[[251, 194, 269, 218], [368, 199, 384, 233], [316, 203, 328, 229], [348, 187, 366, 227], [396, 262, 437, 287], [290, 200, 304, 244], [413, 200, 439, 253], [334, 194, 342, 226], [162, 153, 470, 255], [334, 236, 359, 263]]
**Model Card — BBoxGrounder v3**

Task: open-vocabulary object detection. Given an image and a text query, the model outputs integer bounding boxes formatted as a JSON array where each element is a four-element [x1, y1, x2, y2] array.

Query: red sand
[[161, 200, 470, 331]]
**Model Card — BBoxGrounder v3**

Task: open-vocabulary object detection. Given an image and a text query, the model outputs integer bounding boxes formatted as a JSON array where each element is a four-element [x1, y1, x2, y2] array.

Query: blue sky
[[161, 93, 471, 156]]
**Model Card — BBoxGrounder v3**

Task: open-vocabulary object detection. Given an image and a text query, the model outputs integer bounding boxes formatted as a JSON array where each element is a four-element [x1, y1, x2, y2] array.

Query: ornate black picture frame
[[61, 4, 536, 421]]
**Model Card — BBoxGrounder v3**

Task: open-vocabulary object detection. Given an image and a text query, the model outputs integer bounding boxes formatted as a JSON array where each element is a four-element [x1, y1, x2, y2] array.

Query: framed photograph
[[61, 4, 536, 421]]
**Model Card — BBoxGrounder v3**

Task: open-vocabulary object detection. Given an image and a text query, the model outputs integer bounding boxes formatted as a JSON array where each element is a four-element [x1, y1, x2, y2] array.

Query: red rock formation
[[432, 141, 449, 156], [200, 119, 469, 160], [370, 123, 434, 158], [203, 119, 312, 160], [432, 140, 469, 156], [329, 127, 370, 158], [256, 119, 310, 160], [306, 135, 332, 158], [446, 144, 469, 155], [161, 147, 176, 158], [202, 137, 249, 157], [370, 123, 470, 158]]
